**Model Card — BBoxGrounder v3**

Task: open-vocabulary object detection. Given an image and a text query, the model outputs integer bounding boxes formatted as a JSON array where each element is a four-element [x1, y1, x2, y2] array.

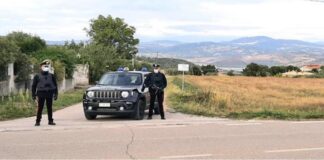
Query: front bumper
[[83, 100, 136, 115]]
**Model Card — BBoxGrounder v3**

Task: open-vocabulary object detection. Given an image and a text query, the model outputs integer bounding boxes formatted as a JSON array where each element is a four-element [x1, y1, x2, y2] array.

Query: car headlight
[[87, 91, 94, 98], [121, 91, 129, 98]]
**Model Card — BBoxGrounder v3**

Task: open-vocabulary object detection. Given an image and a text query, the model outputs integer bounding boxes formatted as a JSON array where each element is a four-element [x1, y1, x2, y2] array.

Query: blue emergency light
[[141, 67, 148, 72], [117, 67, 124, 71]]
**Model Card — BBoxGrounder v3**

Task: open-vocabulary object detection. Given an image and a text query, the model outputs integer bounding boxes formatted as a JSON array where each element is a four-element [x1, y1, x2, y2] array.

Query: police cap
[[152, 64, 160, 68], [40, 59, 51, 66]]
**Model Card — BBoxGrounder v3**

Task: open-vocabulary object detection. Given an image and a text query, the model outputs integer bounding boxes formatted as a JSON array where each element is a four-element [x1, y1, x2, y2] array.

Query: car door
[[143, 73, 151, 108]]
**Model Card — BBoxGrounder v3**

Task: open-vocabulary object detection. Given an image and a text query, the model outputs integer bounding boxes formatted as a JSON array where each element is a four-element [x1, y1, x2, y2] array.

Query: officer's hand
[[54, 95, 58, 101]]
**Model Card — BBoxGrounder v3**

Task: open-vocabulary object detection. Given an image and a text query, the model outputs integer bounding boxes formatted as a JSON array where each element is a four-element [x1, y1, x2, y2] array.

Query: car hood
[[87, 85, 142, 91]]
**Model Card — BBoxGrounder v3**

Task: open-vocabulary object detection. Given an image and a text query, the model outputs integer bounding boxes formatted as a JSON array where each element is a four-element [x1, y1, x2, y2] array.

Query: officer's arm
[[162, 74, 167, 89], [31, 75, 39, 98], [144, 74, 152, 87], [52, 74, 58, 96], [142, 74, 150, 91]]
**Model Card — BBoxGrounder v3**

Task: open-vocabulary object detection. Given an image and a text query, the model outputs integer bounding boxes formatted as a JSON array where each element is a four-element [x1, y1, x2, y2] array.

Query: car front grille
[[94, 90, 121, 99]]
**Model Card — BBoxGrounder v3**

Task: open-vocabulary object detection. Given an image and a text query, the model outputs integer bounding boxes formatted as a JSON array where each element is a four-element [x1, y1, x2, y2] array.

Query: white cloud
[[0, 0, 324, 42]]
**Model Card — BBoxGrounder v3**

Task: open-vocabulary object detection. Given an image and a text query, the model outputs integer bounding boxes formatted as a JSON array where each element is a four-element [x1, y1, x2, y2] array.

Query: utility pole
[[155, 52, 159, 64], [132, 54, 135, 71]]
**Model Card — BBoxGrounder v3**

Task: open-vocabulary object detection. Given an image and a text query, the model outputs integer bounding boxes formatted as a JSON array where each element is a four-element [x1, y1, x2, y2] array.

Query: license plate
[[99, 103, 111, 107]]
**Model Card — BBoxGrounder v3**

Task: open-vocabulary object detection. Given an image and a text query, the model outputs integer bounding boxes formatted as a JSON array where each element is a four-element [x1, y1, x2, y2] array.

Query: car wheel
[[84, 112, 97, 120], [133, 100, 145, 120]]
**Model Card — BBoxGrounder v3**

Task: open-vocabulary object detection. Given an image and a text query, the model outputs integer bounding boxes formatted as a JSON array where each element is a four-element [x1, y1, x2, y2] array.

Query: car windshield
[[98, 73, 142, 86]]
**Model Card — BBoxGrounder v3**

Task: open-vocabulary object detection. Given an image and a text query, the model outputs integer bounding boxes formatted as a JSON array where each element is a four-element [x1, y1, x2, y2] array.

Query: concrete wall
[[57, 79, 75, 92], [0, 81, 9, 96], [65, 79, 75, 91], [0, 63, 87, 96], [73, 64, 89, 85]]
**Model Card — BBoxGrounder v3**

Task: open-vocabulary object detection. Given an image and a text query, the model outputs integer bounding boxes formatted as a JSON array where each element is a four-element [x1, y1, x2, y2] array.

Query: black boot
[[48, 121, 56, 125], [35, 122, 40, 126], [161, 117, 166, 120]]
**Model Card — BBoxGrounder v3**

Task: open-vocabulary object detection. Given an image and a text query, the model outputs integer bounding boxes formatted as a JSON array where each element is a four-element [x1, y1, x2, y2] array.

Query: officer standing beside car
[[32, 60, 58, 126], [142, 64, 167, 120]]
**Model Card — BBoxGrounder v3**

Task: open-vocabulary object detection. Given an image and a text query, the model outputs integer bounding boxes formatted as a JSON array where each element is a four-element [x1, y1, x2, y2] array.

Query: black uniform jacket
[[32, 72, 58, 98], [144, 72, 167, 90]]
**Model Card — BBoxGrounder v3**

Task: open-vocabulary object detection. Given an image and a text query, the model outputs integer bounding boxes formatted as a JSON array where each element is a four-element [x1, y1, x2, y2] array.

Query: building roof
[[302, 64, 321, 69]]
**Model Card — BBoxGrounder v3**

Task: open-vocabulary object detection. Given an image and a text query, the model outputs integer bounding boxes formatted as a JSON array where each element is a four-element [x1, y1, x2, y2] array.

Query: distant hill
[[46, 41, 66, 46], [139, 36, 324, 68], [46, 40, 87, 46], [137, 57, 196, 69]]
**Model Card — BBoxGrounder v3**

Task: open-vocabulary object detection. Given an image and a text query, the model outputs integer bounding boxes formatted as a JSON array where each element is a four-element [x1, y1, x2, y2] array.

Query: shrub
[[227, 70, 235, 76], [201, 65, 218, 75], [33, 47, 77, 79]]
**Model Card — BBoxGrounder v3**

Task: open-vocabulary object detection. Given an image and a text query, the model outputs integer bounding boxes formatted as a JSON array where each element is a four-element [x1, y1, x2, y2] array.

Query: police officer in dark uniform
[[32, 60, 58, 126], [142, 64, 167, 120]]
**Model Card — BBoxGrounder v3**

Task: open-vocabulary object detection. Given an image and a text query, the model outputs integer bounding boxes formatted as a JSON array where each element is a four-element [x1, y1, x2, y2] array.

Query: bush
[[201, 65, 218, 75], [227, 70, 235, 76], [6, 31, 46, 54], [0, 37, 18, 67], [165, 69, 180, 75], [243, 63, 269, 77], [14, 54, 33, 82], [52, 60, 65, 81], [191, 65, 202, 76], [33, 47, 77, 79], [80, 44, 117, 83]]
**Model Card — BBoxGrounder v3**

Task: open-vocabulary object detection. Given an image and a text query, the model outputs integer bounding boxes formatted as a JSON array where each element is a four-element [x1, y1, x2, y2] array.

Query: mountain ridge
[[139, 36, 324, 67]]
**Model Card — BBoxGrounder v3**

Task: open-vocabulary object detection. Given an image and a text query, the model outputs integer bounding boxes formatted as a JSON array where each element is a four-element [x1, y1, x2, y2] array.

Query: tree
[[201, 65, 218, 75], [0, 37, 19, 80], [6, 31, 46, 54], [243, 63, 269, 77], [80, 44, 117, 82], [287, 65, 301, 72], [269, 66, 286, 76], [311, 68, 319, 73], [64, 40, 84, 52], [269, 65, 301, 76], [192, 65, 202, 76], [0, 37, 18, 66], [5, 32, 46, 81], [14, 54, 33, 82], [227, 70, 235, 76], [321, 66, 324, 70], [33, 47, 77, 79], [86, 15, 139, 59]]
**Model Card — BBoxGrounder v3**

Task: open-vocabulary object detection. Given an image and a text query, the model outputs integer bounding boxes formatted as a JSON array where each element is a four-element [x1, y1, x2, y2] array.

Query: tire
[[154, 102, 160, 115], [84, 112, 97, 120], [133, 100, 145, 120]]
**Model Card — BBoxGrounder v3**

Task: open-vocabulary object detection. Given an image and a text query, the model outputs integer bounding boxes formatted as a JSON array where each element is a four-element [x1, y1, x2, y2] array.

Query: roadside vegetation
[[241, 63, 324, 78], [0, 89, 85, 121], [0, 14, 143, 120], [166, 76, 324, 120]]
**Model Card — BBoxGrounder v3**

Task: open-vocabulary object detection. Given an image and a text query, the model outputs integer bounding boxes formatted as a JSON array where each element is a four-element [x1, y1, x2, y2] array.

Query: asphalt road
[[1, 103, 324, 159]]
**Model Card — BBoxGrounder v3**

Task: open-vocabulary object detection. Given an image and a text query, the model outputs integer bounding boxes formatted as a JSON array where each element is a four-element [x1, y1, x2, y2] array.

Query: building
[[282, 71, 314, 77], [300, 64, 321, 72]]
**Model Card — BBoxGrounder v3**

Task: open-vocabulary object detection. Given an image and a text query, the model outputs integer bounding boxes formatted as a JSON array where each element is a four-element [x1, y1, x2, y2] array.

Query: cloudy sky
[[0, 0, 324, 42]]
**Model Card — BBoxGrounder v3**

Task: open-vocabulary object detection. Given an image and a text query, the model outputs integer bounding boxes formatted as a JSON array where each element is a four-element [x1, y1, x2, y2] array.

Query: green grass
[[166, 77, 324, 120], [0, 89, 84, 121]]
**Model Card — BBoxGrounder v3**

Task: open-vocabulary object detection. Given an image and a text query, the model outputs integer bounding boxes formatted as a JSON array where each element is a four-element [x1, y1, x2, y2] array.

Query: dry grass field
[[166, 76, 324, 119]]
